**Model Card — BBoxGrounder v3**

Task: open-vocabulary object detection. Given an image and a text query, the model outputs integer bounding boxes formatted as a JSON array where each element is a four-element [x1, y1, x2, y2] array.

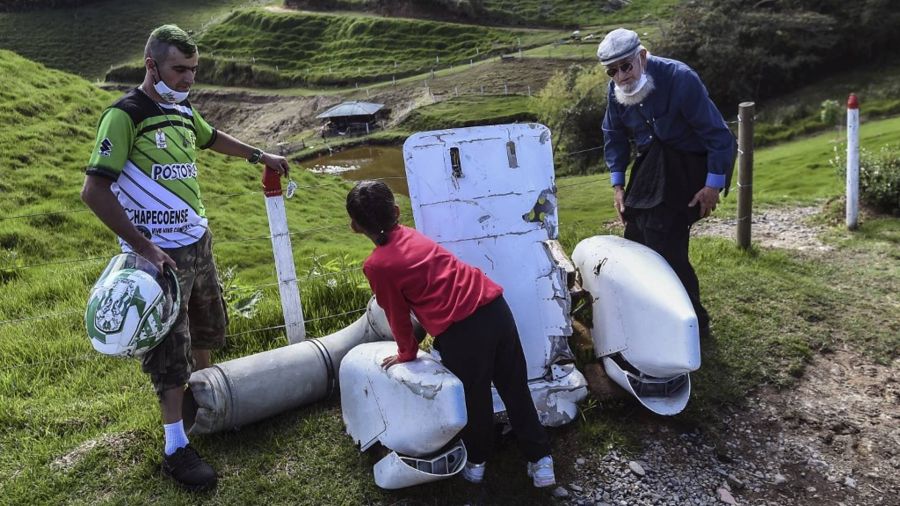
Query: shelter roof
[[316, 101, 385, 119]]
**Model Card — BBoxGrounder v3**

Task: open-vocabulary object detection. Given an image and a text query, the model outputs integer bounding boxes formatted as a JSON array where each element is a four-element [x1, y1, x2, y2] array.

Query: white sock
[[164, 420, 189, 456]]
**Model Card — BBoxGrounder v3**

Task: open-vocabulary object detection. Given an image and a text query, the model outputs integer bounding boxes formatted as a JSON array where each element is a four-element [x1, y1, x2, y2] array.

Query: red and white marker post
[[846, 93, 859, 230], [262, 167, 306, 344]]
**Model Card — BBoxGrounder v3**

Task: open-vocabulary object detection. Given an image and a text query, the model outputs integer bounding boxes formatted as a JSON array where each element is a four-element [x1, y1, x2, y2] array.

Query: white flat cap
[[597, 28, 641, 66]]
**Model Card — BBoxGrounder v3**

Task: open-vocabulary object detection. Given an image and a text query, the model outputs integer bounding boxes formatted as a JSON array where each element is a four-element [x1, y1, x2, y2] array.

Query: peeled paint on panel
[[404, 124, 586, 427]]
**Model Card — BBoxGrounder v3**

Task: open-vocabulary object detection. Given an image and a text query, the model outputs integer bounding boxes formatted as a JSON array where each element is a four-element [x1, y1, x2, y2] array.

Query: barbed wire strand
[[0, 264, 364, 327], [2, 171, 750, 275], [3, 149, 614, 220], [0, 304, 370, 373]]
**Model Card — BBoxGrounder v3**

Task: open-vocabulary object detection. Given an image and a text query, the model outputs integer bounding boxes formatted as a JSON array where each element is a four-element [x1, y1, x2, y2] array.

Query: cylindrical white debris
[[183, 298, 419, 434]]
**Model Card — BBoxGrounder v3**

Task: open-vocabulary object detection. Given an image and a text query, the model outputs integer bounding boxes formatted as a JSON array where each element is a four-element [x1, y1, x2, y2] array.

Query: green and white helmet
[[85, 253, 180, 357]]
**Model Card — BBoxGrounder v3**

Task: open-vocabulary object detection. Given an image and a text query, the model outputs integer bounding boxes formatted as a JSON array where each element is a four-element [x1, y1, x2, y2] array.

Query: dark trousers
[[624, 205, 710, 332], [434, 296, 550, 464]]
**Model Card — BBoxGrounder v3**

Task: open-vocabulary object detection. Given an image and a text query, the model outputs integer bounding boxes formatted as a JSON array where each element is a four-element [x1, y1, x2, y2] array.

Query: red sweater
[[363, 225, 503, 362]]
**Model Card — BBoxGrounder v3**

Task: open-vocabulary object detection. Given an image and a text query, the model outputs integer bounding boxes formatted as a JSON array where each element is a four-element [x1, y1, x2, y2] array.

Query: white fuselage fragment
[[340, 342, 467, 455], [340, 341, 468, 489], [572, 235, 701, 415], [402, 123, 587, 427]]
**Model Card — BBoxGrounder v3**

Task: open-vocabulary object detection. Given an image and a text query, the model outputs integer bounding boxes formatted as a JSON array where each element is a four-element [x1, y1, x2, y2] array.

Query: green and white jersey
[[86, 88, 218, 250]]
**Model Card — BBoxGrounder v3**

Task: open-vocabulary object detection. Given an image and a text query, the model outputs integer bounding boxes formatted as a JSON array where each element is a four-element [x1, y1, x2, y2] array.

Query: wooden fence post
[[737, 102, 755, 250]]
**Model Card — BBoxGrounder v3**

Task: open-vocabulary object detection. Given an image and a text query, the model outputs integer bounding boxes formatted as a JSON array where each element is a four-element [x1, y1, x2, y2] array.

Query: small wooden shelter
[[316, 101, 388, 137]]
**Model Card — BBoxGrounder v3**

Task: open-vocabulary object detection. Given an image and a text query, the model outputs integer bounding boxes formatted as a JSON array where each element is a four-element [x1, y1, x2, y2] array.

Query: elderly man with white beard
[[599, 28, 736, 340]]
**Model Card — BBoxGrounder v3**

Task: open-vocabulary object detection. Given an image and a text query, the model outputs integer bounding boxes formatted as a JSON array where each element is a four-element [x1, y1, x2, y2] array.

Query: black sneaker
[[162, 444, 218, 492]]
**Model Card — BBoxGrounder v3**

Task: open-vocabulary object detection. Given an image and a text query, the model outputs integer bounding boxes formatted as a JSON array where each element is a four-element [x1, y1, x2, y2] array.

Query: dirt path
[[558, 206, 898, 506], [190, 57, 579, 148]]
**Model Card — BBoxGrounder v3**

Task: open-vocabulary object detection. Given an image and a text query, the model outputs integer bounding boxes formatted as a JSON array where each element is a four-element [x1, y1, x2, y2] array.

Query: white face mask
[[614, 57, 648, 96], [152, 60, 189, 104], [617, 73, 647, 96]]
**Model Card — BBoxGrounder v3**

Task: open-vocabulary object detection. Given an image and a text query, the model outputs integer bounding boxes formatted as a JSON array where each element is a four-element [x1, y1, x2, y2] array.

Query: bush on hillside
[[832, 145, 900, 215], [535, 64, 607, 176]]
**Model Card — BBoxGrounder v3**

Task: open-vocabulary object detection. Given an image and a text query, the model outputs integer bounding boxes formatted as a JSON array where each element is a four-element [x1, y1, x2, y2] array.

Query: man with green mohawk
[[81, 24, 290, 492]]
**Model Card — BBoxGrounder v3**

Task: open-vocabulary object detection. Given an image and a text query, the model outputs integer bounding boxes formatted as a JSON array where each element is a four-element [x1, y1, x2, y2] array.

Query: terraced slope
[[284, 0, 679, 28], [109, 7, 543, 88]]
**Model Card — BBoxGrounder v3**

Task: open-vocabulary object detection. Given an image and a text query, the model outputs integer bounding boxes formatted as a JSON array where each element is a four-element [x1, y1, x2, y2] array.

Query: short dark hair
[[145, 24, 197, 64], [346, 180, 398, 246]]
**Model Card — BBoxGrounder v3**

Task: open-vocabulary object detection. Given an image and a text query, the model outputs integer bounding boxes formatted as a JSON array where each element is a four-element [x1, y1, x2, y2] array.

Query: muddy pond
[[301, 145, 408, 196]]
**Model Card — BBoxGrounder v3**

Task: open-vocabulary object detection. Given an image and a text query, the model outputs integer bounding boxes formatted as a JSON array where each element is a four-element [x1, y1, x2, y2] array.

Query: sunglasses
[[605, 57, 637, 77]]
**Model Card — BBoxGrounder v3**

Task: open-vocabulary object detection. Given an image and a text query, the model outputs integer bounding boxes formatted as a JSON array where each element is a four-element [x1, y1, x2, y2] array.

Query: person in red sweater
[[346, 180, 556, 487]]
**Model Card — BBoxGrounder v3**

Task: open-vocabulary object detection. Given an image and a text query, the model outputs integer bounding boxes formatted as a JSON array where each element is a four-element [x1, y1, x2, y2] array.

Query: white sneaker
[[462, 461, 485, 483], [527, 455, 556, 488]]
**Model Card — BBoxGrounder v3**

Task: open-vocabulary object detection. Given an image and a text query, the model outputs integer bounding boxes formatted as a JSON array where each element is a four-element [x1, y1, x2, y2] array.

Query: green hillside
[[108, 7, 549, 88], [284, 0, 679, 28], [0, 0, 266, 79]]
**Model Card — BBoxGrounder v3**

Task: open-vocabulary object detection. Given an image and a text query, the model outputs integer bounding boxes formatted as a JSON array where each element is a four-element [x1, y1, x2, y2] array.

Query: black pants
[[624, 205, 710, 333], [434, 296, 550, 464]]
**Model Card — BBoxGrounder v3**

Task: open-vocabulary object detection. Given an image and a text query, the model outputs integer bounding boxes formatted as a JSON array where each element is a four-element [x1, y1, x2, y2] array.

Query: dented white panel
[[403, 124, 571, 379], [339, 342, 467, 456]]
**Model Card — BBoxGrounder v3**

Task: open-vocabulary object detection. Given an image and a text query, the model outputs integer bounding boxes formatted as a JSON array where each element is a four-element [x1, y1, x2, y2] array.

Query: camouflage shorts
[[141, 231, 228, 396]]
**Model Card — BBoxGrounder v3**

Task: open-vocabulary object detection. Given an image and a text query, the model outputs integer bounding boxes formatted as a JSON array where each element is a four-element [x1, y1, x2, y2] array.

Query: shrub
[[832, 144, 900, 215], [819, 99, 840, 126], [859, 146, 900, 215]]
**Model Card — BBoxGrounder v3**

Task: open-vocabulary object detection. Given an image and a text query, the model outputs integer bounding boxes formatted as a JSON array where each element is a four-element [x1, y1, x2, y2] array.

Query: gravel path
[[691, 205, 832, 252]]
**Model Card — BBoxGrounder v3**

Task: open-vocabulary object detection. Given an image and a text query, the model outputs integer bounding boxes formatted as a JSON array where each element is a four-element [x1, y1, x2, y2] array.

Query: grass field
[[0, 0, 271, 79], [1, 50, 897, 504]]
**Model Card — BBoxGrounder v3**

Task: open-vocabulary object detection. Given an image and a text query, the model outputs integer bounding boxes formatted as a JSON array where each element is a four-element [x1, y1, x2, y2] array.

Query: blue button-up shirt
[[602, 56, 735, 188]]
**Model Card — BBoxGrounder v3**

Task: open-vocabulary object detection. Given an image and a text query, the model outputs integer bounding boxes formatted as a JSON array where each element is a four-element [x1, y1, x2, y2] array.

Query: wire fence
[[1, 124, 751, 371]]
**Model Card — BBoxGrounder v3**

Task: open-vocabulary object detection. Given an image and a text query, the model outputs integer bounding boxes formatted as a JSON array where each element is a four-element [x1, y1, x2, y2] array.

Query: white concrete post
[[846, 93, 860, 230], [262, 167, 305, 344]]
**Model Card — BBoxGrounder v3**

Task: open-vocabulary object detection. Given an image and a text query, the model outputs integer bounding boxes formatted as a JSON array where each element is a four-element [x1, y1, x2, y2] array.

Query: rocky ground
[[552, 206, 899, 506]]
